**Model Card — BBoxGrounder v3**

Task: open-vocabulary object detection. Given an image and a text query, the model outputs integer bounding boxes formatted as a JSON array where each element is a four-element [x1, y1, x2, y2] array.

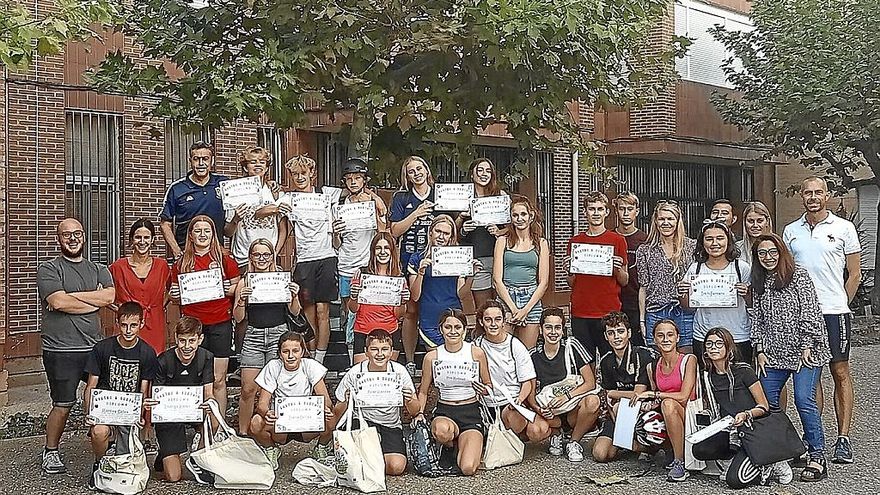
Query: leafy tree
[[0, 0, 118, 70], [91, 0, 684, 176], [712, 0, 880, 308]]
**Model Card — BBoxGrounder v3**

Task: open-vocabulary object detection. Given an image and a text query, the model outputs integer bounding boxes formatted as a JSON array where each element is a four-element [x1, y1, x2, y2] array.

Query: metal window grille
[[65, 111, 122, 264], [315, 132, 349, 187], [429, 145, 515, 184], [257, 126, 286, 182], [164, 121, 213, 184], [534, 150, 555, 238], [742, 167, 755, 201]]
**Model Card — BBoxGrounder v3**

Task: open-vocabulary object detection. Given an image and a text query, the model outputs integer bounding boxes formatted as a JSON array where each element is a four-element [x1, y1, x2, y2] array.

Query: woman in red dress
[[110, 218, 171, 353]]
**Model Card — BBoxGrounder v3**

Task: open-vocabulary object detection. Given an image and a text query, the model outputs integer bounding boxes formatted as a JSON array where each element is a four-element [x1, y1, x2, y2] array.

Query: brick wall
[[629, 1, 677, 137], [0, 56, 7, 403]]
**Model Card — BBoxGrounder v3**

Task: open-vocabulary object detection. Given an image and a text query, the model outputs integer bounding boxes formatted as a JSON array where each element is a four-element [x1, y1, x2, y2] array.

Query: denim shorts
[[240, 323, 289, 368], [339, 274, 353, 299], [645, 304, 694, 347], [506, 284, 543, 324]]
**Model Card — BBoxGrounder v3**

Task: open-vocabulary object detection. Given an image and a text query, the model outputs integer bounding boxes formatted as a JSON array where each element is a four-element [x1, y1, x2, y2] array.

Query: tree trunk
[[347, 105, 373, 161]]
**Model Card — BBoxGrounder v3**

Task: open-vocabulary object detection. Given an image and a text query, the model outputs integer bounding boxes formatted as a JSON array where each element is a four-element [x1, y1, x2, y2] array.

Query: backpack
[[406, 420, 458, 477]]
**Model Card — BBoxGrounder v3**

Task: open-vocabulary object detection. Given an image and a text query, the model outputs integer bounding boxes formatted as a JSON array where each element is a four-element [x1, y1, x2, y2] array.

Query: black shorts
[[155, 422, 201, 459], [825, 313, 851, 363], [294, 257, 339, 304], [353, 330, 403, 355], [283, 432, 308, 444], [201, 320, 234, 358], [433, 402, 486, 436], [571, 317, 608, 361], [598, 418, 615, 439], [43, 351, 89, 407], [351, 419, 406, 455]]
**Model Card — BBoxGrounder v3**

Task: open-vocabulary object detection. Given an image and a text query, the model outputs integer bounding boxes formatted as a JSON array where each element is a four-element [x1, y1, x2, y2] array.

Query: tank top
[[654, 353, 696, 400], [246, 302, 288, 328], [502, 246, 538, 287], [435, 341, 478, 402]]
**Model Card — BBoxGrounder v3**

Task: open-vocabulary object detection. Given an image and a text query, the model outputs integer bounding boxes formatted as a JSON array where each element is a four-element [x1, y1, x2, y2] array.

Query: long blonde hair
[[247, 238, 278, 272], [506, 194, 544, 255], [646, 202, 688, 277], [741, 201, 773, 264], [423, 214, 459, 254], [398, 155, 435, 191], [177, 215, 226, 275]]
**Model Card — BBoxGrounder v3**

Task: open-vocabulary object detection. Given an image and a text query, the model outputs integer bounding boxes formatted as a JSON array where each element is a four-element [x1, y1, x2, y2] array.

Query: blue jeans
[[339, 275, 354, 344], [645, 305, 694, 346], [760, 366, 826, 457]]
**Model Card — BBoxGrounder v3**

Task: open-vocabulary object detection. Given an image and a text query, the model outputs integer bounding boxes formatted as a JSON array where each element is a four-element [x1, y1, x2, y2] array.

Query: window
[[315, 132, 349, 187], [429, 145, 515, 185], [675, 0, 752, 88], [534, 150, 555, 238], [164, 121, 213, 183], [257, 126, 286, 182], [65, 111, 122, 264]]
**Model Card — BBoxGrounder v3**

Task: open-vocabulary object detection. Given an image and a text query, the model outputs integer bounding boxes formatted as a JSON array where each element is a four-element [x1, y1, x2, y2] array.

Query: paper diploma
[[612, 399, 641, 449], [247, 272, 292, 304], [434, 183, 474, 211], [569, 243, 614, 276], [336, 201, 378, 232], [354, 372, 403, 407], [689, 273, 738, 308], [686, 415, 735, 444], [431, 246, 474, 277], [150, 386, 204, 423], [357, 275, 404, 306], [274, 396, 325, 433], [89, 389, 143, 426], [433, 360, 479, 389], [470, 195, 511, 226], [220, 176, 263, 210], [178, 268, 226, 306], [285, 192, 331, 223]]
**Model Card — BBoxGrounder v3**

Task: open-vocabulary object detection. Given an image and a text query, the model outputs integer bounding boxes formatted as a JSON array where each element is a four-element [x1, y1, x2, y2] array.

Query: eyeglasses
[[756, 248, 779, 258], [704, 340, 726, 350], [60, 230, 85, 240], [251, 252, 273, 260]]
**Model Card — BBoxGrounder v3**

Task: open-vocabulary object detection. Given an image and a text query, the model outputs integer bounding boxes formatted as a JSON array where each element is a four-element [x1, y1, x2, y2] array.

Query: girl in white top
[[250, 332, 336, 466], [416, 309, 491, 476], [473, 300, 544, 442]]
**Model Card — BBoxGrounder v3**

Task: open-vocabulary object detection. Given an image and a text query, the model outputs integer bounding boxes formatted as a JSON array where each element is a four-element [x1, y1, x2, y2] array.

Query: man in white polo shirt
[[783, 176, 860, 465]]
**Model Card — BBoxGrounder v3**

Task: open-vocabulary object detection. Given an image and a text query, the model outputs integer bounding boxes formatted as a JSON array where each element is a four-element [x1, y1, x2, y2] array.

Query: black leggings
[[693, 433, 761, 489]]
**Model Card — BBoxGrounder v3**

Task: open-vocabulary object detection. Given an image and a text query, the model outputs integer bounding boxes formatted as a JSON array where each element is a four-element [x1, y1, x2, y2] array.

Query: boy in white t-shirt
[[250, 331, 336, 469], [334, 329, 419, 475]]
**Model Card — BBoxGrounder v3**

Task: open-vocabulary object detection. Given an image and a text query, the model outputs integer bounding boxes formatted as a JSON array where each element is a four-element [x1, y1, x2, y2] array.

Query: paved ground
[[2, 345, 880, 494]]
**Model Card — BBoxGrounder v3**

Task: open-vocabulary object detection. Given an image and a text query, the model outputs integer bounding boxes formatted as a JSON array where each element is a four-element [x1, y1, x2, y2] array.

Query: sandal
[[800, 458, 828, 482]]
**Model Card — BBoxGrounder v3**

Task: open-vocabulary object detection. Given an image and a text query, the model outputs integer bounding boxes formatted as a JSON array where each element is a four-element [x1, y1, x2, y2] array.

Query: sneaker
[[405, 361, 417, 377], [717, 459, 732, 481], [565, 441, 584, 462], [831, 436, 854, 464], [87, 461, 98, 490], [772, 460, 793, 484], [142, 439, 158, 456], [262, 445, 282, 471], [548, 432, 565, 456], [311, 442, 335, 467], [667, 459, 689, 482], [185, 456, 214, 485], [41, 449, 67, 474], [702, 460, 722, 476]]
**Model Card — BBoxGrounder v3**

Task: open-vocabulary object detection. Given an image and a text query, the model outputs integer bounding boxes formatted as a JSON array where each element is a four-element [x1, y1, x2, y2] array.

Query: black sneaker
[[831, 437, 854, 464], [185, 456, 214, 485], [87, 461, 98, 490]]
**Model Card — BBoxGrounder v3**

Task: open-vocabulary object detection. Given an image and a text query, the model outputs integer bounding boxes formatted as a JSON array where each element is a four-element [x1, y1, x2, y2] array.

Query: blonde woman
[[634, 201, 696, 350], [233, 239, 303, 435], [737, 201, 773, 265]]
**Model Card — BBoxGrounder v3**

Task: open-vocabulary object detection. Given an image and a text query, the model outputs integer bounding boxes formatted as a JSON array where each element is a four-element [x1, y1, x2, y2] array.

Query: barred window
[[164, 120, 213, 183], [64, 111, 122, 264], [257, 126, 286, 183], [315, 132, 348, 187]]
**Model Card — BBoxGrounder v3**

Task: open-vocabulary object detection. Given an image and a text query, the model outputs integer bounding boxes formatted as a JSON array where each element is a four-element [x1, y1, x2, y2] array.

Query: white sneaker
[[548, 433, 565, 456], [565, 441, 584, 462], [702, 460, 723, 476], [262, 445, 282, 471], [41, 449, 66, 474], [772, 460, 793, 484]]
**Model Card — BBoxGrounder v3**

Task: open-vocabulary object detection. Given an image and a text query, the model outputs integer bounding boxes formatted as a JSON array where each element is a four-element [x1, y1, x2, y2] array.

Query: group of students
[[37, 141, 858, 490]]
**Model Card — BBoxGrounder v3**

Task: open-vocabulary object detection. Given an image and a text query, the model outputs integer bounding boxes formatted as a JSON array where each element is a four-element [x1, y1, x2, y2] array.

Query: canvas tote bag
[[93, 426, 149, 494], [334, 400, 386, 493]]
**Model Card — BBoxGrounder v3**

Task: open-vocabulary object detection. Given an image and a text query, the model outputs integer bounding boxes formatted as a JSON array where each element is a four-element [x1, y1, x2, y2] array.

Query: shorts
[[645, 305, 694, 347], [570, 317, 608, 361], [201, 320, 234, 358], [294, 257, 339, 304], [339, 275, 353, 299], [43, 351, 89, 407], [240, 323, 289, 368], [353, 330, 402, 355], [433, 402, 486, 436], [505, 284, 542, 325], [825, 313, 851, 363], [155, 422, 201, 460], [351, 419, 406, 455], [419, 326, 444, 348], [471, 256, 494, 292], [598, 418, 615, 439], [284, 432, 308, 444]]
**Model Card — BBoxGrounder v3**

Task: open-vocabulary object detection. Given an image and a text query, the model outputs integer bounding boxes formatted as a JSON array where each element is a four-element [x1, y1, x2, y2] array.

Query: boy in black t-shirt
[[144, 316, 215, 483], [83, 302, 159, 488], [592, 311, 655, 462]]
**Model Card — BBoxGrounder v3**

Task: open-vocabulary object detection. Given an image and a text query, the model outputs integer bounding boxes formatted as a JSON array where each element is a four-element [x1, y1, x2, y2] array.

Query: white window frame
[[675, 0, 753, 88]]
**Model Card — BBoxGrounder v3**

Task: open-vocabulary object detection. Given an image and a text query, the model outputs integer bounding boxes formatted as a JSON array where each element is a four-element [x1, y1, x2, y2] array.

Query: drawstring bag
[[480, 405, 524, 470], [683, 357, 706, 471], [93, 426, 149, 494], [738, 411, 806, 466], [407, 419, 453, 478]]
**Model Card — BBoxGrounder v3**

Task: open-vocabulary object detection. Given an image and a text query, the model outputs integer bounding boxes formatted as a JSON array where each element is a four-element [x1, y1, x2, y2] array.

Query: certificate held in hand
[[178, 268, 226, 306], [336, 201, 378, 232], [433, 360, 479, 389], [434, 183, 474, 211], [151, 386, 204, 423], [431, 246, 474, 277], [689, 273, 738, 308], [247, 272, 292, 304], [358, 275, 404, 306], [274, 396, 325, 433], [354, 372, 403, 407], [470, 195, 511, 226], [284, 192, 331, 223], [220, 176, 263, 210], [569, 243, 614, 276], [89, 389, 143, 426]]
